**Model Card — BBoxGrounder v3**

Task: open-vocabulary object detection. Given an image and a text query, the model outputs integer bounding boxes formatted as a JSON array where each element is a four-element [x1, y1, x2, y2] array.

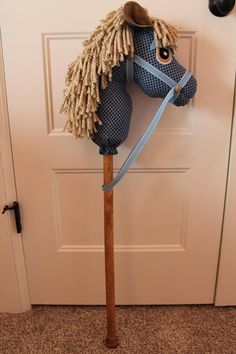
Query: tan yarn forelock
[[61, 6, 178, 139]]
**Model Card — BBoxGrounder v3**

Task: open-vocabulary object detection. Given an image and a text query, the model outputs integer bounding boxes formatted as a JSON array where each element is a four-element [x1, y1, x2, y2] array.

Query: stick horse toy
[[61, 1, 197, 348]]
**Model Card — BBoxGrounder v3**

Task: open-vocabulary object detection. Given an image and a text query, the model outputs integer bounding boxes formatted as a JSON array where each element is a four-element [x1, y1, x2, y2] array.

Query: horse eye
[[157, 48, 172, 64]]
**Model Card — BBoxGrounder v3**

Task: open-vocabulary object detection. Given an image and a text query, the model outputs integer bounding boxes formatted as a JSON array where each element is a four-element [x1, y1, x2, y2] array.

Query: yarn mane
[[61, 6, 178, 138]]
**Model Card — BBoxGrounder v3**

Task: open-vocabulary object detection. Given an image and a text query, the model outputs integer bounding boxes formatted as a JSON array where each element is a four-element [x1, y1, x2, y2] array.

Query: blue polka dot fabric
[[92, 64, 132, 155], [92, 28, 197, 155]]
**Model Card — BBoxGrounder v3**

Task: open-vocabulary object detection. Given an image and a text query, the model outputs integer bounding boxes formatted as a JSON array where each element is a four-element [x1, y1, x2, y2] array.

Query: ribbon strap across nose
[[130, 55, 177, 88], [102, 56, 191, 192]]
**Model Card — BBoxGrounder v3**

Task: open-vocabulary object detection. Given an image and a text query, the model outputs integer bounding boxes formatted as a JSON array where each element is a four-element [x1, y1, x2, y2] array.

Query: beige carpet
[[0, 305, 235, 353]]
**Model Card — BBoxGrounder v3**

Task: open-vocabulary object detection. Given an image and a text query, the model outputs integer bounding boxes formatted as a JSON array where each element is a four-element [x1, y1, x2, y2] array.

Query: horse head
[[61, 1, 197, 190], [133, 29, 197, 106], [124, 1, 197, 105]]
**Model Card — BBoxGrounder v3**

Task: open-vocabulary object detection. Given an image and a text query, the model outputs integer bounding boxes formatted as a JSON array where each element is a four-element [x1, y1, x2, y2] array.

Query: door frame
[[0, 30, 31, 313], [215, 74, 236, 306]]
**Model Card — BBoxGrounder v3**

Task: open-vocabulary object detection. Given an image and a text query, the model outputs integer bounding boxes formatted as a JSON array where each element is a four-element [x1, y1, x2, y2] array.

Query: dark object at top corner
[[209, 0, 235, 17]]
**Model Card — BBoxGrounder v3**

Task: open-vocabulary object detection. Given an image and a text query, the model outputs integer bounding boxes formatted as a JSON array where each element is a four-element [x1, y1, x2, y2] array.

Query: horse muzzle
[[173, 75, 197, 106]]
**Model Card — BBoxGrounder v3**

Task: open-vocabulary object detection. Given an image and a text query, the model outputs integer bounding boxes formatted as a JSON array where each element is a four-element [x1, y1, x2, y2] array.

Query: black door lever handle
[[2, 201, 22, 234], [209, 0, 235, 16]]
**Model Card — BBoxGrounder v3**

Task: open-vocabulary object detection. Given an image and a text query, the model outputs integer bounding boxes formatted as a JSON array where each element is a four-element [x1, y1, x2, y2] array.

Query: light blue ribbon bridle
[[102, 52, 191, 192]]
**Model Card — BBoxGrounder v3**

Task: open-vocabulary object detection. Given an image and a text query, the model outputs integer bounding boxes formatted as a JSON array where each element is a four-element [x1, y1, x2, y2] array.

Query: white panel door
[[1, 0, 235, 304]]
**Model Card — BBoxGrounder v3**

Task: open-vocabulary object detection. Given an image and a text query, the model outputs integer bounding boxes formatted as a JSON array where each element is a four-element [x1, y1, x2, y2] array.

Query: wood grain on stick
[[103, 155, 119, 348]]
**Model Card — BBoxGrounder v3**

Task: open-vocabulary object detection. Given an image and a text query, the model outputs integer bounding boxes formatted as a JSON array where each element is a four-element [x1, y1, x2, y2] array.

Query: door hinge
[[2, 201, 22, 234]]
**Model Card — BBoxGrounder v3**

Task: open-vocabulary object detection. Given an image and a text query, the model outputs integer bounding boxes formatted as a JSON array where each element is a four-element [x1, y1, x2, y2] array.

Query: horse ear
[[123, 1, 153, 28]]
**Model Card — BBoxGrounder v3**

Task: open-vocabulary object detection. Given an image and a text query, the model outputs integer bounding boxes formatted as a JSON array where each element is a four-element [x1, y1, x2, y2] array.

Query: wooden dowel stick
[[103, 154, 119, 348]]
